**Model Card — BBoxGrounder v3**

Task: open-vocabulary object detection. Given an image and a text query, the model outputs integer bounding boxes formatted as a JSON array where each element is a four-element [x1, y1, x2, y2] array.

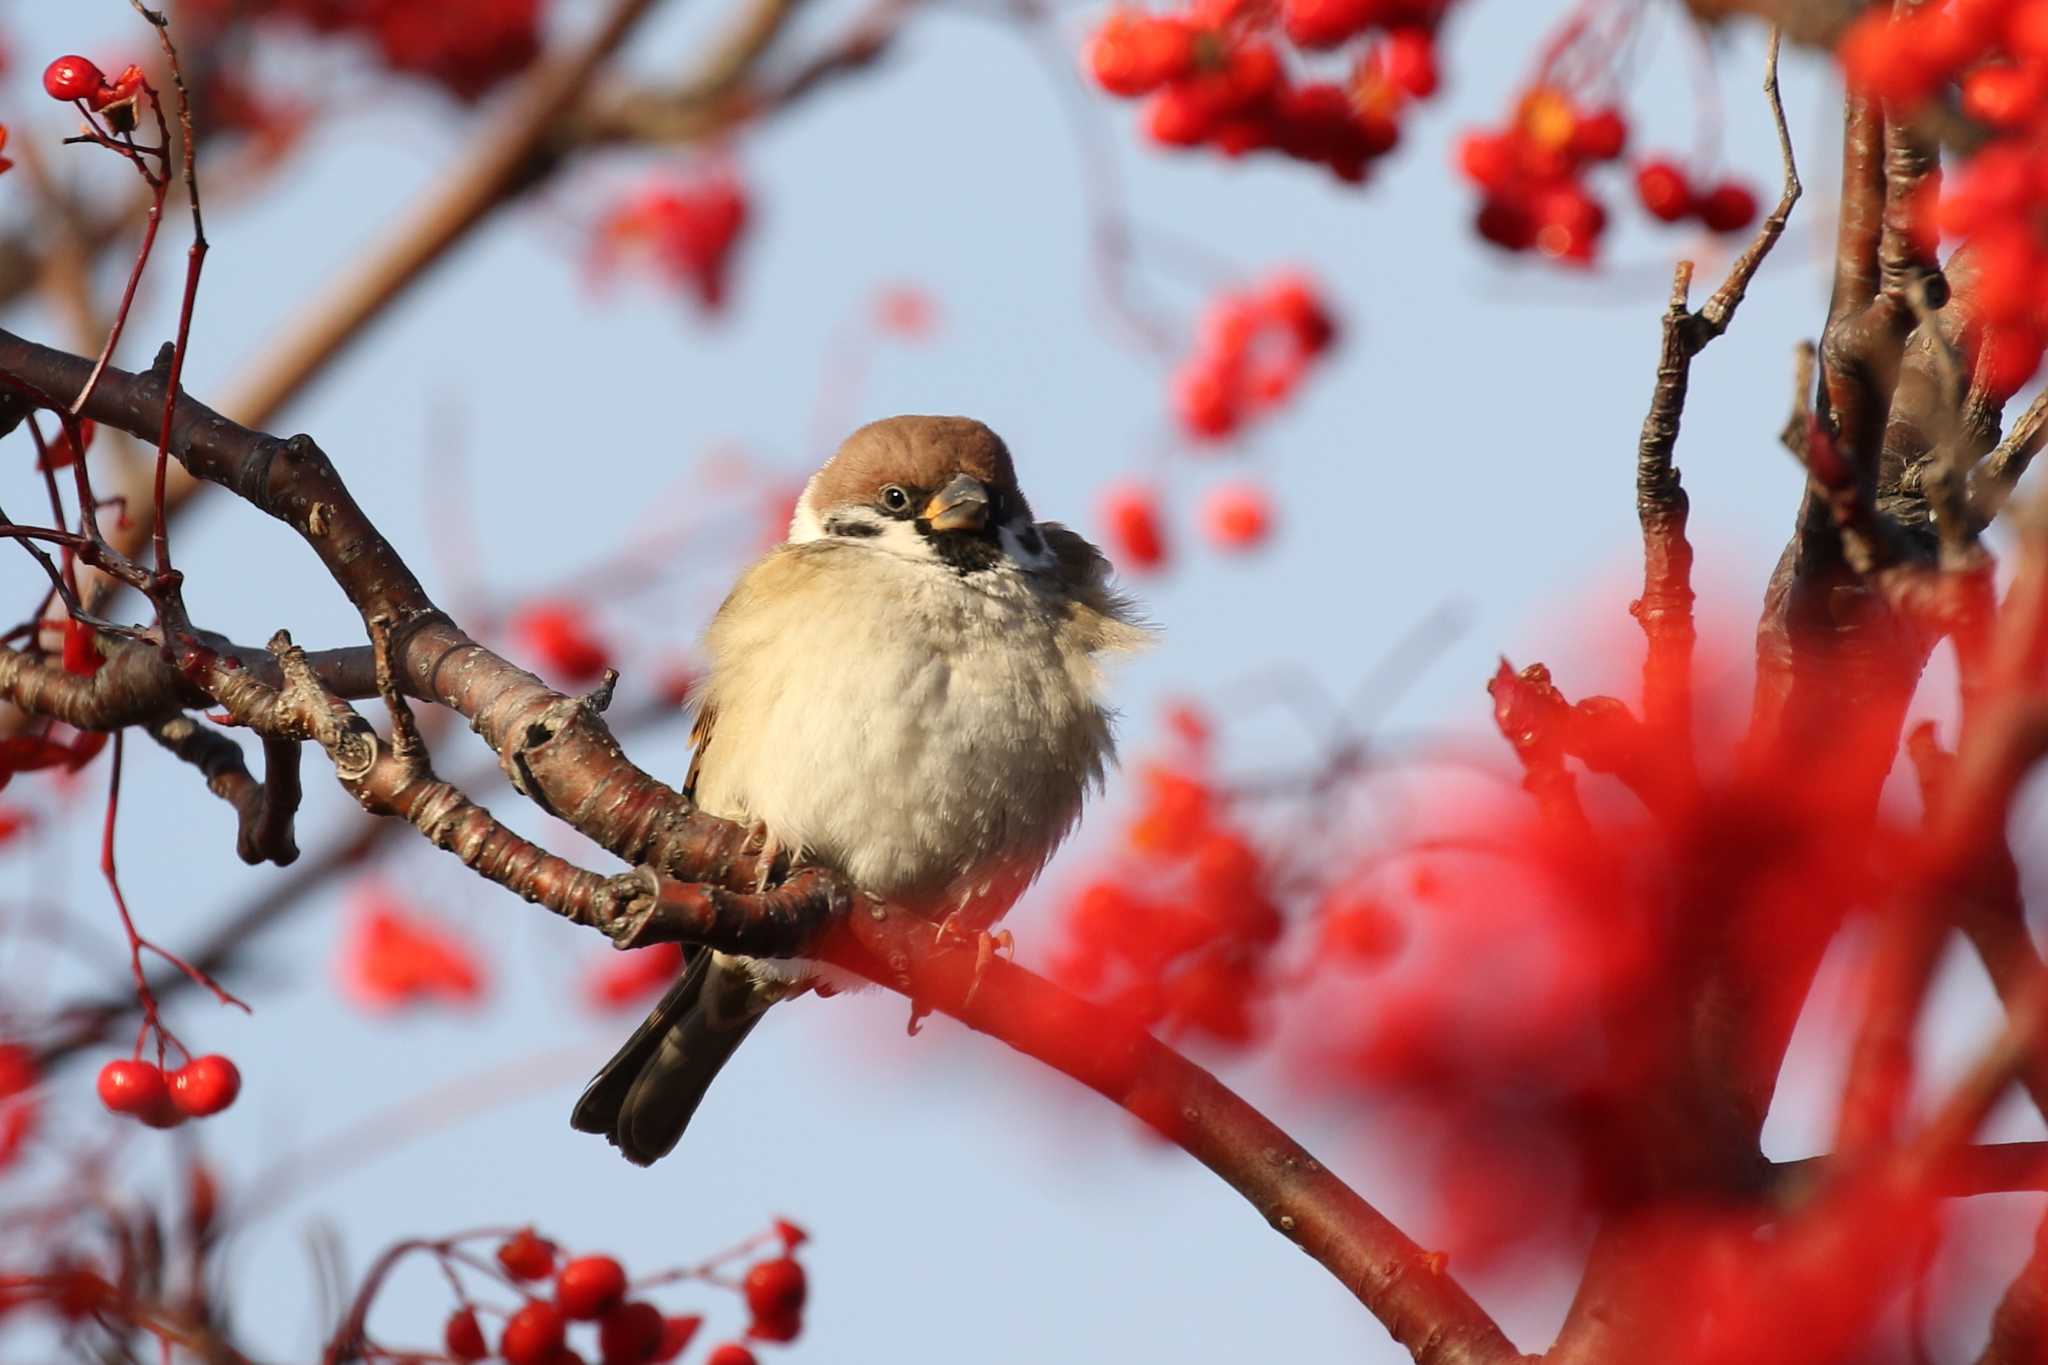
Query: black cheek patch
[[825, 517, 882, 539], [1015, 525, 1044, 556]]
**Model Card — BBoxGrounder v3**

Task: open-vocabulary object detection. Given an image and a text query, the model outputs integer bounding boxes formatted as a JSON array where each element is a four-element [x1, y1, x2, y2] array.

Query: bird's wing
[[682, 701, 716, 802]]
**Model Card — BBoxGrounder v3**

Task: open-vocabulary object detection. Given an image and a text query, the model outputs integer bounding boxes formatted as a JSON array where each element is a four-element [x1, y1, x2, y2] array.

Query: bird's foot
[[738, 821, 785, 894]]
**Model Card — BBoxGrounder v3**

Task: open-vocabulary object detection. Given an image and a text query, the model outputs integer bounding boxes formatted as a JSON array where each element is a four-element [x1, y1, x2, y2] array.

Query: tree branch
[[0, 329, 1519, 1363]]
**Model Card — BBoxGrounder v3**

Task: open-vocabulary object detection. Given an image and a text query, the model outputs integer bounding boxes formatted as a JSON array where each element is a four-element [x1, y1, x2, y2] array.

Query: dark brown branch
[[143, 713, 298, 866], [1974, 389, 2048, 524], [1633, 29, 1799, 755], [1773, 1141, 2048, 1201]]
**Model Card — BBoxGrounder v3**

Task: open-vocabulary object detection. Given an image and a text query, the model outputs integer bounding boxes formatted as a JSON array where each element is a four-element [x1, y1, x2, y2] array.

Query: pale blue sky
[[3, 1, 2041, 1361]]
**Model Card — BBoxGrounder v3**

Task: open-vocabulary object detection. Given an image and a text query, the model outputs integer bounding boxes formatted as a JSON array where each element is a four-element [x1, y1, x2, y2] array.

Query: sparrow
[[573, 415, 1148, 1165]]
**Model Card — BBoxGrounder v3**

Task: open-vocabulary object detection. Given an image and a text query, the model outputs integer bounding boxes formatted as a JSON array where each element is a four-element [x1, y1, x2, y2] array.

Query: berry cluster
[[592, 166, 752, 315], [339, 882, 487, 1010], [438, 1222, 808, 1364], [1844, 2, 2048, 396], [1054, 755, 1283, 1045], [180, 0, 547, 100], [1172, 272, 1337, 441], [1456, 87, 1756, 265], [95, 1054, 240, 1128], [1084, 0, 1454, 183]]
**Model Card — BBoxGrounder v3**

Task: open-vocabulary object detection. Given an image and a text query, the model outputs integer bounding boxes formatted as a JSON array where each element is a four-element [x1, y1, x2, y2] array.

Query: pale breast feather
[[686, 536, 1140, 917]]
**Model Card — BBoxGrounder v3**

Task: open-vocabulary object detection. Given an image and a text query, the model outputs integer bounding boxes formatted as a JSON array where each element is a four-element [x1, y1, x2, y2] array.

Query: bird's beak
[[922, 474, 990, 533]]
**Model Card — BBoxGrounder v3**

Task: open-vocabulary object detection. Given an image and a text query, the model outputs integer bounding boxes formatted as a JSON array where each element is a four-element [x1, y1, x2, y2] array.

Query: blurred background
[[2, 0, 2041, 1360]]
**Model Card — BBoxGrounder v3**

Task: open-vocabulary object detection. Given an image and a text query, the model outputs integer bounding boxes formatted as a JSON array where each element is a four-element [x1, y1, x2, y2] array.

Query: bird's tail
[[571, 951, 772, 1166]]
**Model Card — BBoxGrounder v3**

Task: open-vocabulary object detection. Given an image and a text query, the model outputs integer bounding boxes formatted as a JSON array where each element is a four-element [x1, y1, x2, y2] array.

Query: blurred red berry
[[1475, 194, 1536, 252], [1635, 160, 1693, 223], [1570, 107, 1628, 162], [583, 941, 686, 1011], [1963, 64, 2041, 126], [501, 1301, 568, 1365], [445, 1308, 489, 1363], [43, 56, 104, 102], [1696, 180, 1759, 234], [1281, 0, 1374, 49], [497, 1228, 559, 1281], [743, 1257, 807, 1323], [513, 602, 611, 684], [556, 1255, 629, 1320], [1099, 483, 1168, 572], [168, 1054, 240, 1117], [1201, 483, 1273, 550], [597, 1301, 666, 1365], [704, 1346, 757, 1365], [1380, 29, 1438, 98], [1456, 130, 1514, 191], [1084, 11, 1195, 95], [340, 884, 487, 1010]]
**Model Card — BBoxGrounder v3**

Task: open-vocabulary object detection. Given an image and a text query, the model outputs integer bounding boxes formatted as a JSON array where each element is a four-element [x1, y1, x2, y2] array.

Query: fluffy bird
[[573, 415, 1148, 1165]]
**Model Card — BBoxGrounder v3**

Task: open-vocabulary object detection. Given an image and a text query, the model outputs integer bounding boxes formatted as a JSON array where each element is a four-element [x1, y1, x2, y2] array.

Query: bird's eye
[[880, 485, 910, 513]]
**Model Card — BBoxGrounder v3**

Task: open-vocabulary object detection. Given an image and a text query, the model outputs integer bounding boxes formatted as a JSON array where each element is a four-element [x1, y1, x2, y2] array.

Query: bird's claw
[[961, 929, 1013, 1008]]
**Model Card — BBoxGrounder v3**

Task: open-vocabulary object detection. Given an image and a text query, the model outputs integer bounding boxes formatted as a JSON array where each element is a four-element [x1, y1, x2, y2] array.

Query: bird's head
[[787, 415, 1055, 575]]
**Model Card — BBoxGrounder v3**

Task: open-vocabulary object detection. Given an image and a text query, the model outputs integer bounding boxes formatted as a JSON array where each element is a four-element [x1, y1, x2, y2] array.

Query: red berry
[[1570, 107, 1628, 162], [1380, 29, 1438, 99], [1281, 0, 1374, 50], [168, 1054, 240, 1117], [513, 602, 610, 684], [497, 1228, 558, 1281], [555, 1255, 628, 1320], [1144, 81, 1220, 147], [1455, 131, 1515, 192], [1635, 160, 1692, 223], [704, 1346, 757, 1365], [597, 1301, 665, 1365], [1696, 180, 1759, 233], [501, 1301, 567, 1365], [43, 56, 104, 102], [445, 1307, 489, 1363], [1084, 11, 1194, 96], [748, 1310, 801, 1343], [1099, 483, 1168, 571], [652, 1315, 702, 1363], [96, 1059, 176, 1125], [1474, 194, 1536, 252], [1963, 64, 2041, 126], [1172, 361, 1240, 439], [742, 1257, 807, 1323], [1201, 483, 1273, 550]]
